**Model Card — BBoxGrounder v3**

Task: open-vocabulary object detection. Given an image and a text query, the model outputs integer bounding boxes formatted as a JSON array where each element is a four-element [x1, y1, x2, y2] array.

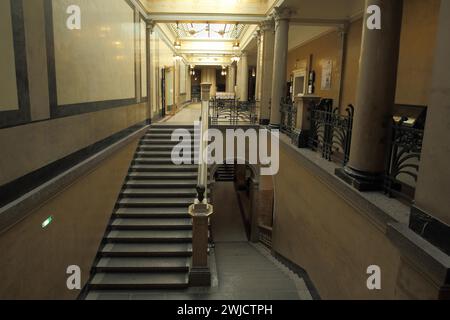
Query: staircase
[[215, 164, 235, 182], [84, 124, 204, 297]]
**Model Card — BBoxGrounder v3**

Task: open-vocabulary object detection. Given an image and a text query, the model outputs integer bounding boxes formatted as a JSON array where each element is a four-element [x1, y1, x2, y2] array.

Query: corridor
[[164, 103, 201, 124]]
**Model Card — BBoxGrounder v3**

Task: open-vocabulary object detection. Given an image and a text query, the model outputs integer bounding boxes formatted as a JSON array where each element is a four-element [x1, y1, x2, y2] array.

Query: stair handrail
[[189, 83, 213, 286], [196, 93, 209, 204]]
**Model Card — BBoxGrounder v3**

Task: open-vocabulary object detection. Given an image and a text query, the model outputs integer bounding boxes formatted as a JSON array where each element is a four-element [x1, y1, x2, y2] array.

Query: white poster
[[321, 60, 333, 90]]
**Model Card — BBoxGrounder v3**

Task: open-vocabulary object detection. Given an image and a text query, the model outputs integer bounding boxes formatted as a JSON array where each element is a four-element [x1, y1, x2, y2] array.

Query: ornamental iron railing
[[280, 100, 297, 135], [210, 98, 257, 125], [308, 99, 354, 166], [384, 120, 424, 203]]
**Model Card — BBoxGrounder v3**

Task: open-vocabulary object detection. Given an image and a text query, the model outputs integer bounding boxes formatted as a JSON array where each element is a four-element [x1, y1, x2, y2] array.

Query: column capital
[[201, 83, 212, 101], [254, 29, 262, 44], [272, 6, 293, 22], [260, 18, 275, 32], [337, 22, 350, 38], [147, 20, 156, 34]]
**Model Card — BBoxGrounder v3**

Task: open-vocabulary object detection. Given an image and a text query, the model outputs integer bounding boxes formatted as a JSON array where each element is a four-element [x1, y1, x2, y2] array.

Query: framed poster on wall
[[321, 59, 333, 90]]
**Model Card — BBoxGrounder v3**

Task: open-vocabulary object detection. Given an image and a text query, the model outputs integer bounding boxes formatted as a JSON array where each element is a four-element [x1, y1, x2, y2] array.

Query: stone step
[[130, 164, 198, 172], [110, 218, 192, 230], [101, 243, 192, 257], [144, 133, 200, 139], [106, 230, 193, 243], [89, 272, 189, 290], [132, 157, 187, 165], [127, 172, 199, 180], [135, 151, 199, 158], [94, 257, 190, 272], [121, 188, 200, 198], [117, 198, 196, 208], [114, 207, 190, 219], [138, 144, 179, 151], [140, 139, 200, 145], [125, 180, 198, 188], [147, 128, 195, 133], [151, 125, 194, 128]]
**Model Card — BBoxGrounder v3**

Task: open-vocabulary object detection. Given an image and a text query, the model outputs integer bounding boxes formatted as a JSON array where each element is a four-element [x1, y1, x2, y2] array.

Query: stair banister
[[188, 83, 213, 286]]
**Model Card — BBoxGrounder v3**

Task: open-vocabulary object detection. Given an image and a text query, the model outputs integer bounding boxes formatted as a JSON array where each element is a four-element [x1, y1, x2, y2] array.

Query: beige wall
[[287, 30, 341, 104], [141, 19, 148, 99], [288, 0, 441, 109], [0, 137, 139, 299], [0, 102, 147, 186], [272, 139, 445, 299], [272, 143, 400, 299], [53, 0, 135, 105], [395, 0, 441, 105], [0, 0, 19, 111], [0, 0, 150, 186]]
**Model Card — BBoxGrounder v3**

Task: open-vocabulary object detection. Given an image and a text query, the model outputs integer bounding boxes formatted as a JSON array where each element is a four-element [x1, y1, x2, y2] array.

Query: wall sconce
[[252, 68, 256, 77], [231, 55, 240, 63]]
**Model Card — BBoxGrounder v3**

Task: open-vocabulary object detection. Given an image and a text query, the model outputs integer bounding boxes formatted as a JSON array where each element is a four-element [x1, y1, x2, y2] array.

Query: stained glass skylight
[[168, 23, 246, 40]]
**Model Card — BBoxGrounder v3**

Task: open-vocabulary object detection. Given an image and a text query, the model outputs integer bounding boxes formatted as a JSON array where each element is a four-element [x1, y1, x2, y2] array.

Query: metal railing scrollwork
[[280, 100, 297, 135], [384, 120, 424, 203], [308, 99, 354, 166]]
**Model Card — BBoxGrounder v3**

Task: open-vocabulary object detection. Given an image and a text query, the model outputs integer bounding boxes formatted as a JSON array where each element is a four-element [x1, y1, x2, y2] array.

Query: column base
[[259, 119, 270, 126], [189, 267, 211, 287], [291, 129, 310, 148], [335, 166, 384, 192], [410, 206, 450, 256]]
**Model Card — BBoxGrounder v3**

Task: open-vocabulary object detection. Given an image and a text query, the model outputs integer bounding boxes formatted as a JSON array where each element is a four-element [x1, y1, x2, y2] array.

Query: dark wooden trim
[[43, 0, 139, 119], [410, 206, 450, 256], [0, 0, 31, 129], [272, 251, 322, 300], [0, 120, 148, 208]]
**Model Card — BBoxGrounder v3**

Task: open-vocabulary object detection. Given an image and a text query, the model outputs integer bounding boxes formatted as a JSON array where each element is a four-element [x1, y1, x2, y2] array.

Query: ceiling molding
[[240, 25, 258, 51], [290, 18, 347, 27], [288, 27, 336, 52], [147, 13, 266, 24], [265, 0, 286, 16], [180, 50, 234, 55]]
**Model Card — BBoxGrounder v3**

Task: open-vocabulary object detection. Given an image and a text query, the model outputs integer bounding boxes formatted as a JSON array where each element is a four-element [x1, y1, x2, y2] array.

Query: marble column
[[210, 67, 217, 98], [146, 21, 155, 123], [336, 0, 403, 190], [255, 30, 262, 103], [174, 59, 180, 110], [409, 0, 450, 251], [229, 63, 236, 95], [269, 7, 291, 128], [259, 18, 275, 125], [239, 52, 249, 102]]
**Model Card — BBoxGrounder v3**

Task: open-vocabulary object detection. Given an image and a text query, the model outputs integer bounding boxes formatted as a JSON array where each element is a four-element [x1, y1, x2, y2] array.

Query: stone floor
[[86, 182, 313, 300], [163, 103, 201, 124]]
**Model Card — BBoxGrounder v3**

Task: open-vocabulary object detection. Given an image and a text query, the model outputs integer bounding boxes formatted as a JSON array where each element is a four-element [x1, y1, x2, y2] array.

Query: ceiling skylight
[[169, 23, 247, 40]]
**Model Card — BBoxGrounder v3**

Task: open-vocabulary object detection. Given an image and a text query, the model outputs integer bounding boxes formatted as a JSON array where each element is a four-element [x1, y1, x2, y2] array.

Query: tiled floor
[[163, 103, 201, 124]]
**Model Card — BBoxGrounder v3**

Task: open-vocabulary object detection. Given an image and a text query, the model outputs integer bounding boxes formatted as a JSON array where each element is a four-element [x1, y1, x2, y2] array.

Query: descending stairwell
[[215, 164, 235, 182], [84, 124, 206, 296]]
